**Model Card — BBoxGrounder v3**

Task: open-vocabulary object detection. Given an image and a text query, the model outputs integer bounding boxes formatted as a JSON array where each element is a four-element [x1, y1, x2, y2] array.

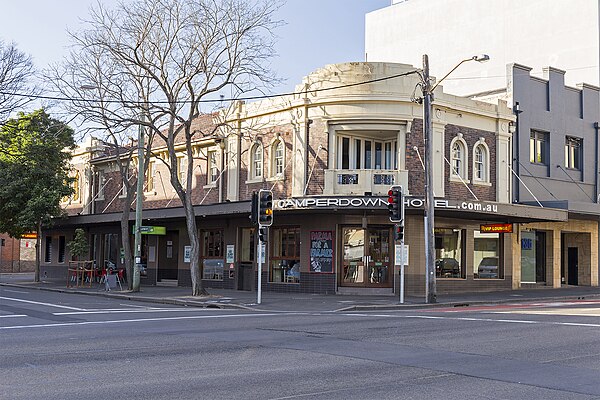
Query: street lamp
[[420, 54, 489, 303]]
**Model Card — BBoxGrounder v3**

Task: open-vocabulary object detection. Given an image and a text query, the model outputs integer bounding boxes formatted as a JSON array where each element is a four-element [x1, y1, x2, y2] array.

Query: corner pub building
[[43, 62, 595, 296]]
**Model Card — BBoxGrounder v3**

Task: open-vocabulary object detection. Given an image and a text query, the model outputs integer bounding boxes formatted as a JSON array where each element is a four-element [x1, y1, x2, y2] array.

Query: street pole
[[257, 234, 262, 304], [423, 54, 437, 304], [132, 117, 144, 292]]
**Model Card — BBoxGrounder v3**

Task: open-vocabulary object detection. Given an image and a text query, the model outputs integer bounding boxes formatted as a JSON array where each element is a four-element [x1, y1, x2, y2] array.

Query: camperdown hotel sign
[[274, 196, 500, 214]]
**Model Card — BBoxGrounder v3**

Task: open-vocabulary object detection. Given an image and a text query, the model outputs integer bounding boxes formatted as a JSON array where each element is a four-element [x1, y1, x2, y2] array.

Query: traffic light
[[258, 189, 273, 227], [250, 191, 258, 225], [387, 185, 403, 222], [258, 227, 267, 242], [394, 224, 404, 242]]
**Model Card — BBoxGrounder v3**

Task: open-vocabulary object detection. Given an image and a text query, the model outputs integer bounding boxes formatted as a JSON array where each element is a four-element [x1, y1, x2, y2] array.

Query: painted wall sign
[[274, 197, 499, 214], [480, 223, 513, 233], [310, 231, 334, 273]]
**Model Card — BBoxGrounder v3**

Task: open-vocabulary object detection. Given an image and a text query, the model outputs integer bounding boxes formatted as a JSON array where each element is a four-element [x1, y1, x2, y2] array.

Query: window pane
[[58, 236, 66, 263], [354, 139, 361, 169], [364, 141, 372, 169], [375, 141, 382, 169], [202, 259, 224, 280], [474, 231, 501, 279], [341, 137, 350, 169], [435, 228, 463, 278], [270, 227, 300, 283], [45, 237, 52, 263]]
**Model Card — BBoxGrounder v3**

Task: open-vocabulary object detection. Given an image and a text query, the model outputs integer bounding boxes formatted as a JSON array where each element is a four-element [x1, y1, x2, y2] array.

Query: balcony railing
[[323, 169, 409, 196]]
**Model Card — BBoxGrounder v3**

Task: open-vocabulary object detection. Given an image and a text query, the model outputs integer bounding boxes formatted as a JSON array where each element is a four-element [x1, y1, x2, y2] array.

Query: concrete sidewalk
[[2, 272, 600, 312]]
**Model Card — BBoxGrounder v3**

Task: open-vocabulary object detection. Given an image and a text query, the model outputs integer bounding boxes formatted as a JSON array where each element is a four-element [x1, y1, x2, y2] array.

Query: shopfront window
[[474, 231, 502, 279], [270, 227, 300, 283], [202, 229, 224, 280], [103, 233, 119, 268], [521, 230, 546, 283], [435, 228, 464, 278]]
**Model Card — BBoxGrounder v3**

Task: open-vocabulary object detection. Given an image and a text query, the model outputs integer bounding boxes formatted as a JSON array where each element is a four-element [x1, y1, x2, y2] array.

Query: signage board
[[310, 231, 334, 273], [480, 223, 513, 233], [132, 226, 167, 235], [226, 244, 235, 263], [394, 244, 409, 266], [21, 232, 37, 239]]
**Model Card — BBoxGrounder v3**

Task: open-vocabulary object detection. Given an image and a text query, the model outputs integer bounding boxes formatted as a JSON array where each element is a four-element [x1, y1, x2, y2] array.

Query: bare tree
[[0, 41, 36, 122], [48, 0, 282, 295]]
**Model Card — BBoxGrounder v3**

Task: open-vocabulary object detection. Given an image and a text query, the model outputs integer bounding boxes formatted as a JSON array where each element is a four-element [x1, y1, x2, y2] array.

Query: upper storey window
[[450, 136, 468, 179], [473, 140, 490, 183], [337, 136, 397, 170], [530, 130, 548, 165], [251, 143, 263, 179], [272, 140, 284, 177], [565, 136, 582, 170]]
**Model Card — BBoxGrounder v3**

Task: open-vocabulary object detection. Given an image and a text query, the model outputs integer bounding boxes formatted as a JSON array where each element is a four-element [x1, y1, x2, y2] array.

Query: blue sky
[[0, 0, 390, 94]]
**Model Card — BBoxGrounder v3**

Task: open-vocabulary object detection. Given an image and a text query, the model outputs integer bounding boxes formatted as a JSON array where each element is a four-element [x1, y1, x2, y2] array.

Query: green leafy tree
[[66, 228, 90, 261], [0, 109, 75, 281]]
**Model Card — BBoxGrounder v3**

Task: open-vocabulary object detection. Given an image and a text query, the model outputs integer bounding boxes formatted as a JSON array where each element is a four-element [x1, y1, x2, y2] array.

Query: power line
[[0, 69, 420, 106]]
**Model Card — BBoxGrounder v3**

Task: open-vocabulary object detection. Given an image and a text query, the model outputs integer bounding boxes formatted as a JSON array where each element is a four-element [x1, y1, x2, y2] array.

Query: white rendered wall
[[366, 0, 600, 95]]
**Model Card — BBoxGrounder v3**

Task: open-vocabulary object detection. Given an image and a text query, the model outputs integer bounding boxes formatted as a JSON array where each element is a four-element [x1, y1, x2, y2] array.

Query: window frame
[[564, 136, 582, 170], [145, 161, 155, 193], [269, 226, 301, 284], [250, 142, 263, 180], [207, 150, 219, 184], [449, 136, 468, 181], [530, 130, 549, 165], [472, 140, 490, 183], [201, 229, 224, 280], [272, 140, 285, 177]]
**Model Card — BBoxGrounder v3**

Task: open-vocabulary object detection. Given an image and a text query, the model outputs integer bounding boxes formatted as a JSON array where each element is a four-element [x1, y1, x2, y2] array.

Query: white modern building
[[366, 0, 600, 96]]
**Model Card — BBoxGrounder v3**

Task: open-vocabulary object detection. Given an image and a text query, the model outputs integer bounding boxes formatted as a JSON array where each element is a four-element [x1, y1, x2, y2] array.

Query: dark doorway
[[157, 231, 179, 282], [535, 231, 546, 283], [567, 247, 578, 286]]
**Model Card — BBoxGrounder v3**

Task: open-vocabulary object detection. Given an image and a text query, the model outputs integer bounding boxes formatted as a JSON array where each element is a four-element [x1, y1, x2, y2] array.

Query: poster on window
[[310, 231, 334, 273]]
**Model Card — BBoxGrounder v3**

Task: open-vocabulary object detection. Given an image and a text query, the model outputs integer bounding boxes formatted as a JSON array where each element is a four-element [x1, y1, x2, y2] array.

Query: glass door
[[341, 227, 392, 287]]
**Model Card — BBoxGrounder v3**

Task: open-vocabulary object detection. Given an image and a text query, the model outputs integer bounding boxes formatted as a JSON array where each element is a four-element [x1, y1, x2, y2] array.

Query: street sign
[[394, 244, 409, 266], [132, 226, 167, 235]]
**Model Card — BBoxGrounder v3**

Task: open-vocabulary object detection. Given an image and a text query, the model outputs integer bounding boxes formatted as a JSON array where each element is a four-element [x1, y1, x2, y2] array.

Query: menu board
[[310, 231, 334, 273]]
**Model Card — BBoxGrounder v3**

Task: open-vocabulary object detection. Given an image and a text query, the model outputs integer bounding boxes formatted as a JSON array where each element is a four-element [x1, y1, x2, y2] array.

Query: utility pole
[[422, 54, 437, 304], [132, 117, 144, 292]]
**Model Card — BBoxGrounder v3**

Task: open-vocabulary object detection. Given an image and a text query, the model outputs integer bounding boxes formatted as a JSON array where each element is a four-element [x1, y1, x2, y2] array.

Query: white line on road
[[0, 296, 86, 311], [1, 289, 29, 294], [54, 308, 221, 315], [344, 313, 600, 328], [0, 314, 27, 318], [0, 312, 303, 330]]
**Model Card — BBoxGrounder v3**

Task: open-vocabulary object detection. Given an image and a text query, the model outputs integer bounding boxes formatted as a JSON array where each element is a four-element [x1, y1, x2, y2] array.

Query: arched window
[[473, 140, 490, 183], [450, 138, 468, 179], [251, 143, 263, 179], [273, 140, 284, 177]]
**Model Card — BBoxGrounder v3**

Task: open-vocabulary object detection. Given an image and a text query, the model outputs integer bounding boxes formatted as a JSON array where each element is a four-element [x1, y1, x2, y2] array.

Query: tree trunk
[[182, 197, 205, 296], [34, 221, 41, 282], [120, 208, 133, 290]]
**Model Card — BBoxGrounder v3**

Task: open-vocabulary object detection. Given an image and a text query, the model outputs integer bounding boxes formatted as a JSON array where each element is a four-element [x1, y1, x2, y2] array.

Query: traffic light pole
[[257, 234, 262, 304]]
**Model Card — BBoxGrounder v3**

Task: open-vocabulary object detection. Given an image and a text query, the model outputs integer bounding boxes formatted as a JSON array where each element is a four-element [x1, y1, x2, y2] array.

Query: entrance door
[[157, 231, 179, 282], [567, 247, 578, 286], [341, 227, 392, 287]]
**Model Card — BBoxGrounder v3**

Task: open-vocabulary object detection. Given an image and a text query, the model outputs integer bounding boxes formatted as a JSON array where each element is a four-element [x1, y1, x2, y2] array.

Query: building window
[[202, 229, 224, 280], [145, 162, 154, 192], [337, 136, 397, 170], [103, 233, 119, 268], [208, 151, 218, 183], [530, 130, 548, 164], [44, 236, 52, 263], [270, 227, 300, 283], [435, 228, 464, 278], [473, 141, 489, 182], [58, 236, 66, 263], [450, 137, 468, 179], [251, 143, 263, 179], [95, 171, 106, 200], [273, 140, 284, 177], [565, 136, 582, 170], [177, 157, 186, 185], [474, 231, 502, 279], [72, 171, 80, 202]]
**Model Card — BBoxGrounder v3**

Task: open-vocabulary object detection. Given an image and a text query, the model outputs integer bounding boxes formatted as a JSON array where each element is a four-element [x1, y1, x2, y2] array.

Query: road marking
[[0, 296, 86, 311], [344, 313, 600, 328], [0, 314, 27, 318], [493, 307, 600, 317], [54, 308, 221, 315], [0, 312, 301, 330]]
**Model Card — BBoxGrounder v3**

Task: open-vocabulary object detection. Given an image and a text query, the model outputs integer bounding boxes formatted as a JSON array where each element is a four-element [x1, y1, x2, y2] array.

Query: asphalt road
[[1, 287, 599, 400]]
